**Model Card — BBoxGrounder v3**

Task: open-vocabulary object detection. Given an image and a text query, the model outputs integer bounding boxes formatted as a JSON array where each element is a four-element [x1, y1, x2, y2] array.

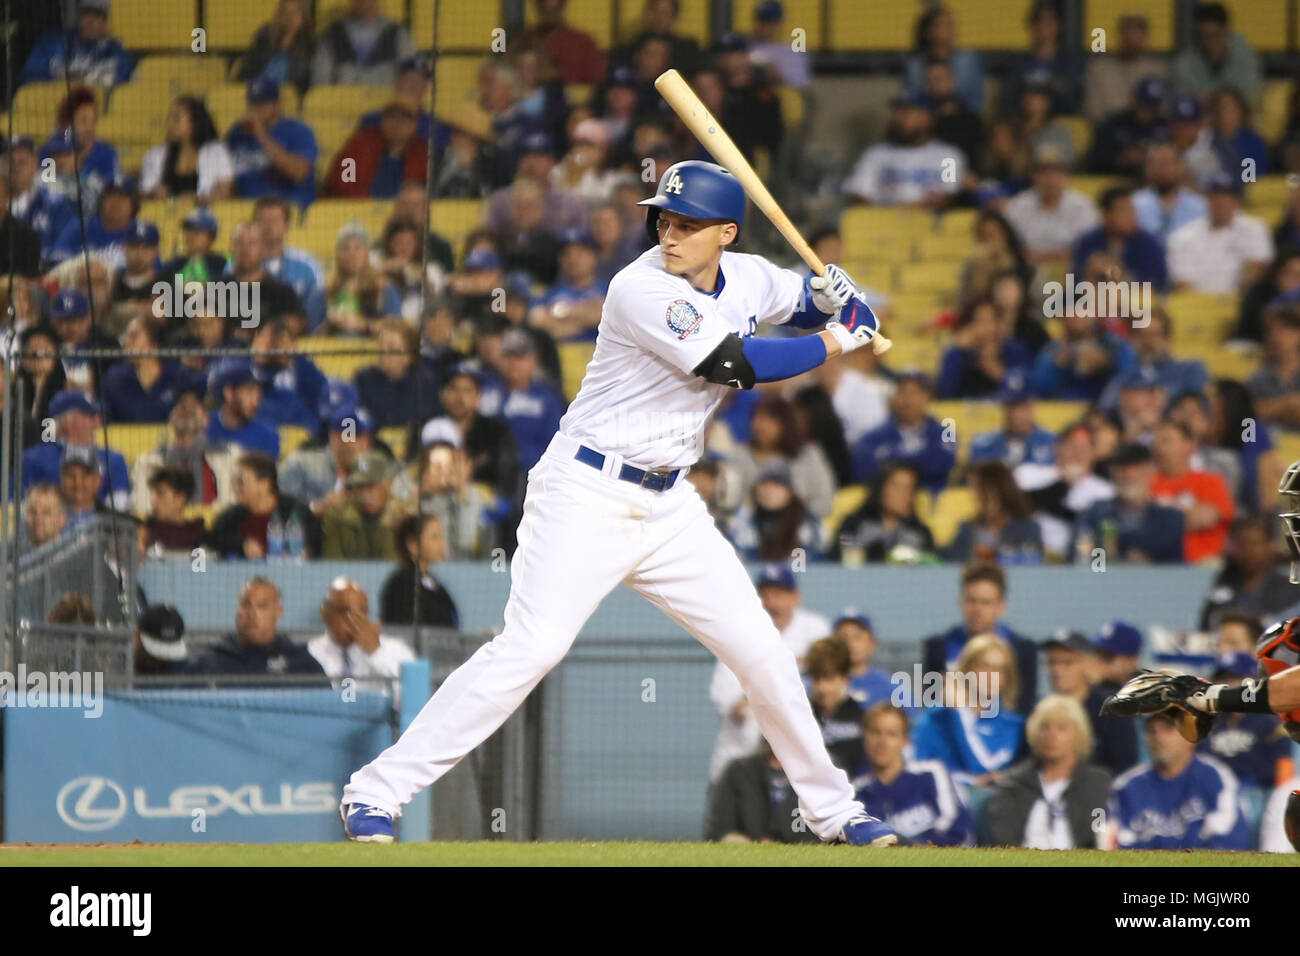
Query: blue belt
[[574, 445, 680, 492]]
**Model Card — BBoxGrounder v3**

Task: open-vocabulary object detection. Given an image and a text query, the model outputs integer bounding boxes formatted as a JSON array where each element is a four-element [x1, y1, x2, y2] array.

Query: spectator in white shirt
[[748, 1, 810, 90], [139, 96, 234, 202], [308, 577, 416, 693], [1167, 172, 1273, 293], [843, 93, 965, 209], [1004, 144, 1100, 264]]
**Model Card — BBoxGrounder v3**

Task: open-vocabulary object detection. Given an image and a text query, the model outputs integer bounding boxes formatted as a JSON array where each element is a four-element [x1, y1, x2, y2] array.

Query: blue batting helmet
[[638, 160, 746, 243]]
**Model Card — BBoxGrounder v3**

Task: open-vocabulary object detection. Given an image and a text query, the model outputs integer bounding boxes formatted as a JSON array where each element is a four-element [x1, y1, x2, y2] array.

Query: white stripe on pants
[[343, 435, 863, 840]]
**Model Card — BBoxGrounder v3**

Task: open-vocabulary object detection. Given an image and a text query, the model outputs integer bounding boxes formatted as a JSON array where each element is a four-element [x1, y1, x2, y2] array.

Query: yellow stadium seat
[[316, 0, 405, 30], [930, 400, 1001, 461], [897, 262, 959, 296], [558, 342, 596, 400], [12, 83, 106, 136], [1218, 0, 1287, 53], [879, 335, 941, 374], [138, 196, 196, 256], [115, 143, 150, 177], [527, 0, 612, 47], [916, 234, 975, 263], [1056, 116, 1094, 162], [279, 426, 310, 457], [104, 424, 167, 468], [299, 336, 383, 381], [936, 207, 978, 238], [1245, 176, 1294, 209], [430, 199, 488, 256], [616, 0, 710, 45], [1199, 346, 1258, 382], [286, 225, 337, 263], [1068, 175, 1128, 201], [926, 486, 977, 548], [841, 206, 933, 250], [1164, 290, 1239, 341], [824, 484, 869, 543], [1082, 0, 1174, 52], [887, 292, 945, 328], [204, 0, 279, 49], [952, 0, 1035, 49], [734, 0, 823, 49], [1033, 401, 1089, 435], [1258, 80, 1293, 146], [378, 426, 408, 462], [827, 0, 915, 51], [305, 199, 396, 246], [207, 198, 258, 250], [100, 84, 169, 145], [565, 84, 594, 108], [301, 85, 394, 162], [839, 260, 895, 293], [433, 56, 486, 114], [110, 0, 199, 50], [133, 54, 230, 99], [776, 87, 806, 130], [414, 2, 503, 49]]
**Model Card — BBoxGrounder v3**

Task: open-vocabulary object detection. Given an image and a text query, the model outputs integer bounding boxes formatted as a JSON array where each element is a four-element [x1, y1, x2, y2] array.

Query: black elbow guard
[[692, 334, 755, 389]]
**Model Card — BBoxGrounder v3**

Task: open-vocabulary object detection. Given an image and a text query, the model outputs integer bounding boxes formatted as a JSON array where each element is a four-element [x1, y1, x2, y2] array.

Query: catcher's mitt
[[1099, 669, 1217, 743]]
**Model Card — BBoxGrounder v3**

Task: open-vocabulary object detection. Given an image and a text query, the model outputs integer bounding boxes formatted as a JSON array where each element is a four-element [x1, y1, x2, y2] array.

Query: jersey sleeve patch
[[666, 299, 704, 339]]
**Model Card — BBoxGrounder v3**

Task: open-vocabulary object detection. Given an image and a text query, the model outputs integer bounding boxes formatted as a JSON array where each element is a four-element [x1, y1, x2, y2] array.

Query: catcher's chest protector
[[1258, 618, 1300, 723]]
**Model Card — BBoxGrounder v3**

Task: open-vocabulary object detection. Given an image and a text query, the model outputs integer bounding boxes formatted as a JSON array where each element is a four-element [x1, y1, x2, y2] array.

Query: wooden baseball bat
[[653, 69, 891, 355]]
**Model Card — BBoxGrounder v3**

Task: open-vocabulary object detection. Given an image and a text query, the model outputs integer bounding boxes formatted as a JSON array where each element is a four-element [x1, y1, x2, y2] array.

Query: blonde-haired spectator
[[323, 226, 402, 336], [911, 632, 1028, 790], [981, 694, 1112, 848]]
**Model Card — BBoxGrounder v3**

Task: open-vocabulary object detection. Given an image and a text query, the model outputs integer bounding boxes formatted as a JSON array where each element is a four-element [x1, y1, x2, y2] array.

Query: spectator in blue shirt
[[1073, 442, 1186, 564], [850, 371, 956, 494], [478, 329, 564, 475], [528, 230, 607, 342], [1097, 307, 1206, 411], [101, 317, 204, 423], [42, 89, 121, 220], [19, 0, 134, 88], [1071, 187, 1170, 291], [1000, 0, 1083, 116], [1198, 652, 1294, 789], [254, 196, 325, 331], [854, 702, 974, 846], [969, 392, 1057, 469], [206, 359, 281, 459], [48, 177, 136, 271], [936, 296, 1032, 399], [248, 319, 328, 429], [902, 5, 985, 113], [1208, 87, 1269, 179], [1131, 142, 1209, 243], [834, 611, 894, 710], [355, 318, 442, 431], [1031, 307, 1136, 401], [1087, 76, 1170, 177], [1110, 711, 1250, 850], [20, 388, 130, 511], [226, 77, 318, 209], [944, 460, 1045, 566], [5, 136, 77, 260]]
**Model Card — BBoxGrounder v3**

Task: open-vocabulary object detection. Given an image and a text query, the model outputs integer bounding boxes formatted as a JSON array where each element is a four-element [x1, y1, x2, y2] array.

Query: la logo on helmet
[[664, 172, 685, 195]]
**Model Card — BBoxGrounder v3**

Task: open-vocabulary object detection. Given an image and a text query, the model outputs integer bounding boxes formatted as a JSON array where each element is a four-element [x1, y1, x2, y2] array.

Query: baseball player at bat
[[340, 159, 895, 846], [1100, 458, 1300, 851]]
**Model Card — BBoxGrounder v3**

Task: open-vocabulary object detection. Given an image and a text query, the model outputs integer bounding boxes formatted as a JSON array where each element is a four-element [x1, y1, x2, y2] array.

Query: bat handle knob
[[871, 335, 892, 356]]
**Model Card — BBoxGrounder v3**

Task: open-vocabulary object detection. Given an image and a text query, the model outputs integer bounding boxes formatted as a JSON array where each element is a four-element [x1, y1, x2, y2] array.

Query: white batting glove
[[823, 319, 874, 355], [806, 264, 856, 315]]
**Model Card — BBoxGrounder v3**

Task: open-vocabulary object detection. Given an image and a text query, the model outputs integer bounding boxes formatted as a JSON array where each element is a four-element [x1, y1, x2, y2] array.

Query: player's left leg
[[623, 482, 864, 842]]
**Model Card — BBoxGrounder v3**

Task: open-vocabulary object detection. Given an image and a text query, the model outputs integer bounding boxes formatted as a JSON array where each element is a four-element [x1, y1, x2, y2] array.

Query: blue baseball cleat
[[341, 802, 396, 843], [838, 813, 899, 847]]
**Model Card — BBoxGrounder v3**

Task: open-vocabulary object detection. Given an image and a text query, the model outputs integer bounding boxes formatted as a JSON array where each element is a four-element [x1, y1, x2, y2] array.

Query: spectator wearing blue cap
[[355, 319, 442, 432], [527, 229, 607, 342], [226, 76, 319, 209], [1197, 652, 1293, 790], [140, 96, 234, 203], [937, 296, 1032, 400], [477, 328, 564, 475], [844, 95, 964, 208], [1169, 93, 1227, 187], [4, 138, 76, 265], [311, 0, 413, 88], [999, 1, 1083, 116], [1070, 187, 1169, 291], [1131, 142, 1210, 243], [101, 316, 204, 424], [0, 160, 41, 276], [1087, 76, 1170, 177], [48, 176, 138, 271], [1171, 2, 1261, 104], [59, 443, 114, 531], [1083, 14, 1167, 124], [1092, 620, 1144, 691], [20, 388, 131, 510], [110, 220, 162, 315], [1097, 307, 1206, 412], [970, 392, 1058, 470], [485, 132, 588, 236], [46, 288, 119, 374], [850, 372, 956, 494], [922, 563, 1040, 715], [279, 404, 378, 513], [1169, 173, 1273, 294], [1043, 630, 1138, 776], [19, 0, 134, 88], [238, 0, 317, 94], [833, 612, 893, 709], [160, 208, 230, 288], [707, 562, 831, 781], [206, 359, 280, 459], [1073, 442, 1185, 564], [247, 319, 327, 429], [750, 1, 811, 90]]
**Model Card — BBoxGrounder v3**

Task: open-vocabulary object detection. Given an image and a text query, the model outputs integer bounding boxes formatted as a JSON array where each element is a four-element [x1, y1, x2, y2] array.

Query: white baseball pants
[[343, 432, 863, 840]]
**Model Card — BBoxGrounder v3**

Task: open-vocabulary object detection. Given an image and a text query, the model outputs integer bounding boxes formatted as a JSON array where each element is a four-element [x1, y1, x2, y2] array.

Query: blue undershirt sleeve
[[740, 333, 829, 383]]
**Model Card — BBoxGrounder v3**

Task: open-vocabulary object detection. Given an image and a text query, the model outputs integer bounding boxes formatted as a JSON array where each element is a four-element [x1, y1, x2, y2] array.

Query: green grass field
[[2, 842, 1298, 866]]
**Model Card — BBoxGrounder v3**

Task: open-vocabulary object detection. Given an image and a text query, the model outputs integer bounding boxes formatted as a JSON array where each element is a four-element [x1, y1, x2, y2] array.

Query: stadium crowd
[[4, 0, 1300, 850]]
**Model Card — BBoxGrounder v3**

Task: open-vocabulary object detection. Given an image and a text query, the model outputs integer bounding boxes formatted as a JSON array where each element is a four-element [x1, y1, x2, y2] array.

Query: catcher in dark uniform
[[1101, 460, 1300, 851]]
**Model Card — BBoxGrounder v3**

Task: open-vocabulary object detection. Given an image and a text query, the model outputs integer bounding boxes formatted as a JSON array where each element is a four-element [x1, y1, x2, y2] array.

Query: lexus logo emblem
[[57, 776, 127, 831]]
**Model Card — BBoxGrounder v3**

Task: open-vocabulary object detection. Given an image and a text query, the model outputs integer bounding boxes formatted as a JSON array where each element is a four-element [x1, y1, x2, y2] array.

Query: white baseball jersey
[[559, 246, 805, 471]]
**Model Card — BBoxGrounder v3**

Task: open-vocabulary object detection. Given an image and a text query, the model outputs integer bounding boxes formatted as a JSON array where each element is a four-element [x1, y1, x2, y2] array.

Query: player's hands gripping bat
[[806, 264, 856, 315], [1099, 669, 1218, 742]]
